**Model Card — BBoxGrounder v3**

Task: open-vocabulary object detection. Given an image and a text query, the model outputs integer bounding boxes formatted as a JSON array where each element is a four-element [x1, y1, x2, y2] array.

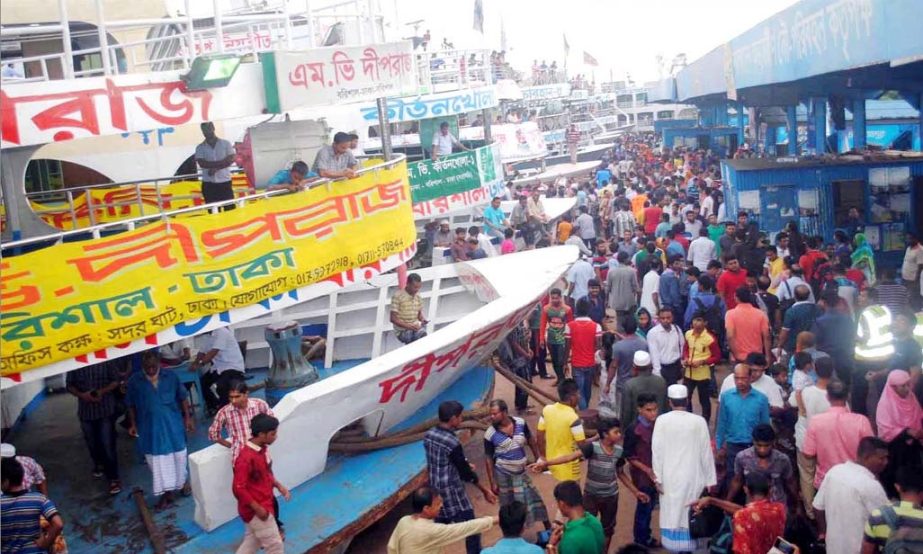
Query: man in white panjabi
[[652, 384, 717, 552]]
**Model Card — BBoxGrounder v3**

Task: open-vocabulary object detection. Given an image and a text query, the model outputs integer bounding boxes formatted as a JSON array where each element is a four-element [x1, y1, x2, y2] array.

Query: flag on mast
[[563, 34, 570, 56], [500, 17, 507, 52], [473, 0, 484, 33], [583, 51, 599, 66]]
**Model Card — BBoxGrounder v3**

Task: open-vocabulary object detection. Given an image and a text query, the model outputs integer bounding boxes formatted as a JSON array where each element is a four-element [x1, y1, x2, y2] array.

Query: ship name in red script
[[377, 317, 515, 404], [0, 80, 212, 145]]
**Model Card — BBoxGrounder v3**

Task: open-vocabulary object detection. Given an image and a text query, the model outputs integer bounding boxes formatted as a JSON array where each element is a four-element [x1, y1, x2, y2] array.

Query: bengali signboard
[[0, 64, 267, 149], [358, 86, 497, 123], [409, 143, 501, 203], [261, 41, 418, 113], [520, 83, 572, 102], [0, 164, 416, 377]]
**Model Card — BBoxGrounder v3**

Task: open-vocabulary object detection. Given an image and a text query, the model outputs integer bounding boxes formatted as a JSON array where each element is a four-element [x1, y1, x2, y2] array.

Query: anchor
[[263, 320, 319, 406]]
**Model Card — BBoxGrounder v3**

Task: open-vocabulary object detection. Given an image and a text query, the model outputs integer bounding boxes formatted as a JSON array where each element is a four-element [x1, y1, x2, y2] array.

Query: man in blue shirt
[[658, 255, 685, 324], [482, 197, 509, 239], [264, 160, 319, 192], [716, 363, 770, 492], [481, 501, 543, 553]]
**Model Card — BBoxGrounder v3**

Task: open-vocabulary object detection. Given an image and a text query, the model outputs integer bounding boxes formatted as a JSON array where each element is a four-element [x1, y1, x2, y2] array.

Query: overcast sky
[[386, 0, 800, 83]]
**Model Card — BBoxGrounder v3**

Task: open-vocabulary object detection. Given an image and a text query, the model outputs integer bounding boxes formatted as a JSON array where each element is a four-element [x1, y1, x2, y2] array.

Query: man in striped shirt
[[862, 466, 923, 553], [1, 457, 64, 554], [208, 380, 274, 462]]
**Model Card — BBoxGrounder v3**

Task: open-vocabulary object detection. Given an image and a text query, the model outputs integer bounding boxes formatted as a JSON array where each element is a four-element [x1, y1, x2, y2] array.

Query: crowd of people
[[5, 128, 923, 554], [388, 133, 923, 553]]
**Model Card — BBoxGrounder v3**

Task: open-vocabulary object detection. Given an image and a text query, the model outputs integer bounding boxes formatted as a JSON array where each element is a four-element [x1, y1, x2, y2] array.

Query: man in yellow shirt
[[387, 487, 496, 554], [765, 247, 785, 295], [537, 379, 587, 483], [556, 214, 574, 244], [683, 315, 721, 424]]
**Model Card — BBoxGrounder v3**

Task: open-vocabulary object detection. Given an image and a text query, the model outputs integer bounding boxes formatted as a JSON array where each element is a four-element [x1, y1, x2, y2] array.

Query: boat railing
[[2, 154, 407, 253], [419, 48, 494, 91], [0, 6, 323, 82], [2, 9, 491, 97]]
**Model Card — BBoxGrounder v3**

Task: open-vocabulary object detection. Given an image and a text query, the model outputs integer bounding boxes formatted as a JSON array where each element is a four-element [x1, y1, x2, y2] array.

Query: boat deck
[[6, 362, 494, 553], [511, 160, 601, 186]]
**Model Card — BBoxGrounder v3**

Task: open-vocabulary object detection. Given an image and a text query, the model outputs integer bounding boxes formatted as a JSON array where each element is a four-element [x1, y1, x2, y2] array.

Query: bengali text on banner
[[0, 163, 415, 376], [408, 143, 501, 203], [30, 175, 252, 231]]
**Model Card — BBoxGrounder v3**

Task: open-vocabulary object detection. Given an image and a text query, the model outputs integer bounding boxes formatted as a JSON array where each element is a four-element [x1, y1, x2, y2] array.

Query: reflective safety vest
[[854, 304, 923, 361]]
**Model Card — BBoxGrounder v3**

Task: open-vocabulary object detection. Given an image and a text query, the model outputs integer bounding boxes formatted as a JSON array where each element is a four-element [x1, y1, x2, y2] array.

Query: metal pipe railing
[[2, 154, 407, 252]]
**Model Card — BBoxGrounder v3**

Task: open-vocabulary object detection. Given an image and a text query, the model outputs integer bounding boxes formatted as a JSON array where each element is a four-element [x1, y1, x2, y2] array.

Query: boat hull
[[190, 246, 579, 530]]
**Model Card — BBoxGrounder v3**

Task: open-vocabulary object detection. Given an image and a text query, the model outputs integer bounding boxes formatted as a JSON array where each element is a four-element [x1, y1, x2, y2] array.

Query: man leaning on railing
[[312, 132, 359, 180], [263, 161, 320, 193]]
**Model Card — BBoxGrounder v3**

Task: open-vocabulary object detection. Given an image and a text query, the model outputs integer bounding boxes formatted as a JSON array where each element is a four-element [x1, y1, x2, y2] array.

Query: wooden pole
[[131, 488, 166, 554]]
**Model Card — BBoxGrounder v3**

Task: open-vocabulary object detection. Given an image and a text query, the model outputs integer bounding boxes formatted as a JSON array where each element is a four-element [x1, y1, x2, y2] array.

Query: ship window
[[657, 111, 674, 120]]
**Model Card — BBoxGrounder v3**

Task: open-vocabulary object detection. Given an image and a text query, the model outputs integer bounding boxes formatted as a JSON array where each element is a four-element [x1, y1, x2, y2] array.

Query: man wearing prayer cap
[[666, 384, 688, 401], [619, 350, 668, 429], [0, 443, 47, 495], [433, 220, 453, 247], [652, 378, 716, 552]]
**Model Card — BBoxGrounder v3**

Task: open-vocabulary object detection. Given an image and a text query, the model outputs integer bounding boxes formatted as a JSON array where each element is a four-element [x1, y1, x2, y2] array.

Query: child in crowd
[[501, 228, 517, 254], [531, 418, 649, 553]]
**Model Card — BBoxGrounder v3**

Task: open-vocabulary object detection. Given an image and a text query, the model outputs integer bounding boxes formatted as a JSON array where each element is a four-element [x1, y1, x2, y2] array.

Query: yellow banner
[[29, 174, 253, 230], [1, 163, 415, 377]]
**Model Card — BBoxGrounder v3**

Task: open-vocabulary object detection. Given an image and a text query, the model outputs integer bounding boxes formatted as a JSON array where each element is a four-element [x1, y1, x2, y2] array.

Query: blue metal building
[[721, 157, 923, 265]]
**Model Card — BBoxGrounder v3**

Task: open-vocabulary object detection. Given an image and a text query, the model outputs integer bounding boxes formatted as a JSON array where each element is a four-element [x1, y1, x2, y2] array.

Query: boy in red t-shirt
[[564, 297, 602, 410], [716, 256, 749, 309], [233, 413, 290, 554]]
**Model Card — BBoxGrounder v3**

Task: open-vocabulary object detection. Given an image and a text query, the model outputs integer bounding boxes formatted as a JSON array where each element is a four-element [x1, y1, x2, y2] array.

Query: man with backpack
[[684, 274, 726, 349], [799, 236, 828, 295], [862, 466, 923, 554]]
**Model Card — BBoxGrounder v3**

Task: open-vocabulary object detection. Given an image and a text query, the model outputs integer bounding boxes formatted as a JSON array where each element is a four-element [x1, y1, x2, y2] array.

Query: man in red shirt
[[799, 237, 828, 287], [564, 298, 602, 411], [692, 472, 785, 554], [643, 201, 663, 237], [716, 256, 748, 309], [233, 413, 290, 554]]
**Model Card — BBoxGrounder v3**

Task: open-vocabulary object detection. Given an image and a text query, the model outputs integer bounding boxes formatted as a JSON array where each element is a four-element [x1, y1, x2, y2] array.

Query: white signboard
[[262, 41, 419, 113], [0, 64, 267, 149], [466, 122, 547, 162]]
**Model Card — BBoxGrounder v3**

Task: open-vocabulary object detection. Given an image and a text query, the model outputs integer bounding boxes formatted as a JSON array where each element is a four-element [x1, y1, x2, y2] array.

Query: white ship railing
[[1, 3, 493, 95], [1, 154, 407, 253]]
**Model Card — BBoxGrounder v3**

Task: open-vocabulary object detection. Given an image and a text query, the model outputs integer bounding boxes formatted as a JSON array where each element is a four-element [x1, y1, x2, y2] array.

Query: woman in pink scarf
[[876, 370, 923, 496]]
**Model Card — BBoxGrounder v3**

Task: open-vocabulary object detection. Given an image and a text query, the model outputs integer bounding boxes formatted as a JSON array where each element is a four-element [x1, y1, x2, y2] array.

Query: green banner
[[408, 149, 479, 203]]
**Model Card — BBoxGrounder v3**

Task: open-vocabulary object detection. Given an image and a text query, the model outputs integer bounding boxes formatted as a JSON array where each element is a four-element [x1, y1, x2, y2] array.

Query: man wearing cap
[[432, 121, 468, 161], [653, 384, 716, 552], [313, 132, 359, 179], [0, 444, 47, 495], [433, 221, 453, 248], [619, 351, 667, 430]]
